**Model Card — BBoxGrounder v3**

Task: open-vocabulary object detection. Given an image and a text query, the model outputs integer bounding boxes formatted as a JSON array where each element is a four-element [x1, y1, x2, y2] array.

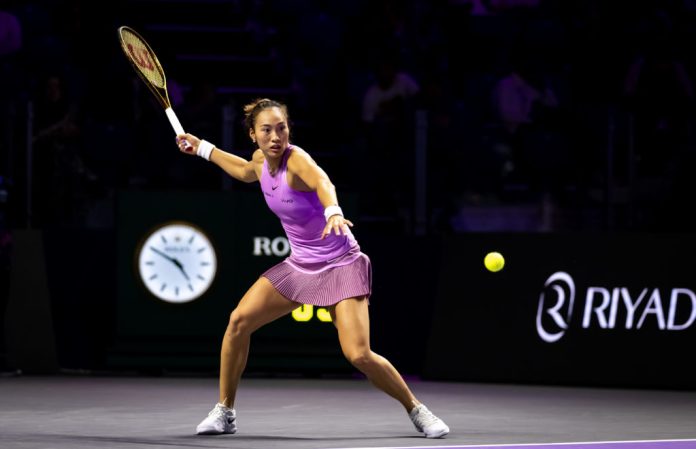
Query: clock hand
[[150, 246, 177, 263], [178, 265, 190, 281], [149, 246, 190, 280]]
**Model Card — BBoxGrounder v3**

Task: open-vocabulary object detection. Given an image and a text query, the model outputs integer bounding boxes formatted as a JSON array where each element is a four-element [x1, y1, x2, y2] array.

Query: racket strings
[[120, 30, 166, 88]]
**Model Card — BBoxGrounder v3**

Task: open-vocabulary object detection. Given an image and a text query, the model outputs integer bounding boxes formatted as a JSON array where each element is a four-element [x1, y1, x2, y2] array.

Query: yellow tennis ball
[[484, 251, 505, 272]]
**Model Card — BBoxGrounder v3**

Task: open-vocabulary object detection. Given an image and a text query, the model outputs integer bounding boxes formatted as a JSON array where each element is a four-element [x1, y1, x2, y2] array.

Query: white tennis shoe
[[409, 403, 449, 438], [196, 403, 237, 435]]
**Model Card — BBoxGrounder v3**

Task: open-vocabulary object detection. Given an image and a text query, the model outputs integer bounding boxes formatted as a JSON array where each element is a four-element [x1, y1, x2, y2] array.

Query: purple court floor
[[0, 375, 694, 449]]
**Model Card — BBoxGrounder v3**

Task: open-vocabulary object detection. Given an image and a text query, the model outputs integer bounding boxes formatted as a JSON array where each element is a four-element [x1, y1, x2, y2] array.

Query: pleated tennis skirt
[[261, 247, 372, 307]]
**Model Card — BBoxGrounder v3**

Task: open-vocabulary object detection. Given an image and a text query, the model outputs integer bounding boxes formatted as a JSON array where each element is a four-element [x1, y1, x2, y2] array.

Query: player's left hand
[[322, 215, 353, 239]]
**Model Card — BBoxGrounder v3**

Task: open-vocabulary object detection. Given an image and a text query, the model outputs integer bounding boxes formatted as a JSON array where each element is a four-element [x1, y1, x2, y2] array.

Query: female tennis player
[[176, 98, 449, 439]]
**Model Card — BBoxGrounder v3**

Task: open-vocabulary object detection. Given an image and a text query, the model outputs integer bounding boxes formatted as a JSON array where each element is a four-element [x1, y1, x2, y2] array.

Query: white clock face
[[137, 222, 217, 304]]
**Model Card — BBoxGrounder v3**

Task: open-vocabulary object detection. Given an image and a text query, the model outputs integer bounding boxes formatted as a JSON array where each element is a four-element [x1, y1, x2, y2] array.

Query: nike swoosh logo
[[272, 186, 279, 190]]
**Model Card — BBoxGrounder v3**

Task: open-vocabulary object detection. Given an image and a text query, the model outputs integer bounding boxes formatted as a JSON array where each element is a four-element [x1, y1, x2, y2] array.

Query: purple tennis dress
[[260, 146, 372, 306]]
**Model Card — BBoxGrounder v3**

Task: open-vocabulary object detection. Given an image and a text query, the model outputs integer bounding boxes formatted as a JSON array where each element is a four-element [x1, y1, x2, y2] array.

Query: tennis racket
[[117, 25, 190, 147]]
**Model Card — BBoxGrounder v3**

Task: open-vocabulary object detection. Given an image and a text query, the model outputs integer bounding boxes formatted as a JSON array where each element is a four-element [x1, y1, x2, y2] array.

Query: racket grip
[[165, 107, 193, 152], [165, 107, 185, 135]]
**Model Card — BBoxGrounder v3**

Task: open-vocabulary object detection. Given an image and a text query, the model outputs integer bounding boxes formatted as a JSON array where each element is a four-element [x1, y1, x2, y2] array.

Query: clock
[[136, 221, 218, 304]]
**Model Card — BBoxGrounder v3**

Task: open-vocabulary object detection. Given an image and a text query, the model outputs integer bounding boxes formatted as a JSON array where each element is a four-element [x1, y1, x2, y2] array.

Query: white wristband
[[324, 205, 343, 222], [197, 140, 215, 161]]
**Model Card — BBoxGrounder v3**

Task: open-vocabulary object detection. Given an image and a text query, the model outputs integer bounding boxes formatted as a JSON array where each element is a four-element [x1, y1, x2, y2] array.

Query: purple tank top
[[260, 146, 358, 264]]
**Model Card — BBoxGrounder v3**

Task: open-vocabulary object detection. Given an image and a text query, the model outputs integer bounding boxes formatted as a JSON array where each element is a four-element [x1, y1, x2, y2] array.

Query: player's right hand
[[176, 133, 197, 155]]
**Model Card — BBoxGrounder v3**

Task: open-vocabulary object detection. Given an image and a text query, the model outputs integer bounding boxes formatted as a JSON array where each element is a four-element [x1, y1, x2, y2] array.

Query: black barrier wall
[[6, 194, 696, 390], [424, 233, 696, 390]]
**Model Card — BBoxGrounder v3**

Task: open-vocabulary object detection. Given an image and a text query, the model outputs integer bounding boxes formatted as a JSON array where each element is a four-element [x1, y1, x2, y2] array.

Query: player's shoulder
[[287, 145, 315, 164], [251, 149, 265, 163], [289, 144, 307, 156]]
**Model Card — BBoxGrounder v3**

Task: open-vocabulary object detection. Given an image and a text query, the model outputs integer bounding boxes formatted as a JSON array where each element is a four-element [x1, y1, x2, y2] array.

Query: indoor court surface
[[1, 376, 695, 449]]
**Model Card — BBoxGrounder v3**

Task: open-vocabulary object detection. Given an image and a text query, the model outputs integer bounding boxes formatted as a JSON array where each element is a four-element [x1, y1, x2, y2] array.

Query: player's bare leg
[[330, 297, 417, 409], [197, 277, 297, 435], [219, 277, 297, 405], [331, 297, 450, 438]]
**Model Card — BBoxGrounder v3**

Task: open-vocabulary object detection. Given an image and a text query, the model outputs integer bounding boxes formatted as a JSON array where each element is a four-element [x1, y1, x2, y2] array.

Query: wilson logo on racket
[[126, 44, 155, 71]]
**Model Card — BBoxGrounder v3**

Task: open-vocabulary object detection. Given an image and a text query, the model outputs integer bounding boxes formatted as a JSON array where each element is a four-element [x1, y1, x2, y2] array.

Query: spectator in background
[[622, 38, 695, 176], [491, 51, 564, 196], [362, 56, 421, 126], [33, 74, 82, 145], [360, 55, 420, 218], [0, 8, 21, 56], [492, 56, 559, 136], [32, 72, 94, 226]]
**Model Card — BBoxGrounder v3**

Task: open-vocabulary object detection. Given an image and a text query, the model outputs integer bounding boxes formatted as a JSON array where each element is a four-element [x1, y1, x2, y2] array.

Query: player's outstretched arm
[[177, 133, 258, 183]]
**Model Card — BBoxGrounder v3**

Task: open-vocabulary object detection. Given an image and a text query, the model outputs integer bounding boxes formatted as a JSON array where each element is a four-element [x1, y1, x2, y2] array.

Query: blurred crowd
[[2, 0, 696, 233]]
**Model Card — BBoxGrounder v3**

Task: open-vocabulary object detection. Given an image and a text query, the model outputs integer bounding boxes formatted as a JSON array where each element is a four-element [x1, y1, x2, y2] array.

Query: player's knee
[[344, 349, 373, 370], [226, 308, 252, 337]]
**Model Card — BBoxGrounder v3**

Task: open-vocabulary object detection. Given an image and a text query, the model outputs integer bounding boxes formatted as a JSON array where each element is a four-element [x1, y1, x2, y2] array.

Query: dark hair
[[243, 98, 289, 130]]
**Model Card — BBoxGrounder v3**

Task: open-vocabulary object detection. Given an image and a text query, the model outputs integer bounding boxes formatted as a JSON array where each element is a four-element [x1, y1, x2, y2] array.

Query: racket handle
[[165, 107, 185, 135], [165, 107, 193, 152]]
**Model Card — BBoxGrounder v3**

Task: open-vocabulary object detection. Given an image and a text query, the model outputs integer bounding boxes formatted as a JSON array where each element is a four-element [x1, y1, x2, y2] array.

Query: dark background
[[2, 0, 696, 390]]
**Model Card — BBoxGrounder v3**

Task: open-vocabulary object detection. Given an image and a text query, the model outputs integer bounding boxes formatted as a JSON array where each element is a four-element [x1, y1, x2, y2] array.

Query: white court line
[[327, 438, 696, 449]]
